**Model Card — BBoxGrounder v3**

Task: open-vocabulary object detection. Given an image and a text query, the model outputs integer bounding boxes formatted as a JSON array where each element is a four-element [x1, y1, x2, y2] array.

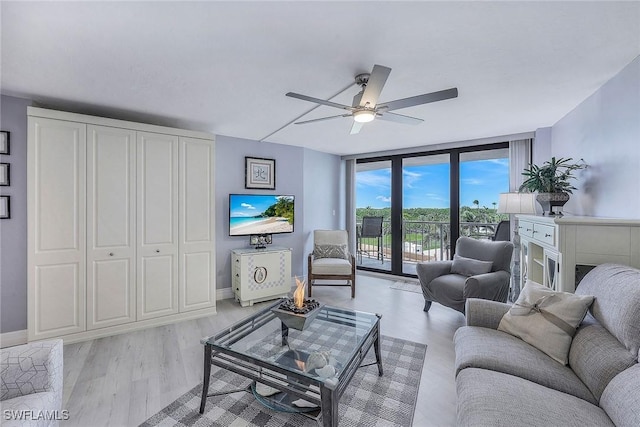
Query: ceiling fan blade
[[377, 87, 458, 112], [286, 92, 353, 111], [295, 114, 350, 125], [377, 112, 424, 125], [350, 121, 364, 135], [359, 64, 391, 107]]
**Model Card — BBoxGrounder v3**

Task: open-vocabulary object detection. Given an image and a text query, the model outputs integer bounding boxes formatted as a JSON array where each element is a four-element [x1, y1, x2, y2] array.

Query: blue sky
[[229, 195, 290, 217], [356, 159, 509, 209]]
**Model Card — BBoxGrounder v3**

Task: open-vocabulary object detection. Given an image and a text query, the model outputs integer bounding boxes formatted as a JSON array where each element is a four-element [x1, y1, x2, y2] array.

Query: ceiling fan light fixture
[[353, 110, 376, 123]]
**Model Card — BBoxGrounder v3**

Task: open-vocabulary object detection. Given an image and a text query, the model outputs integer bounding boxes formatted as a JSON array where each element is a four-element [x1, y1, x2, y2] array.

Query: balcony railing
[[357, 219, 500, 265]]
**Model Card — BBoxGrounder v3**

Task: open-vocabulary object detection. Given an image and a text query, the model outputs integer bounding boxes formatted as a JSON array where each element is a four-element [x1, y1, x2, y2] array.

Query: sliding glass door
[[355, 160, 391, 272], [355, 143, 508, 277], [402, 154, 450, 275]]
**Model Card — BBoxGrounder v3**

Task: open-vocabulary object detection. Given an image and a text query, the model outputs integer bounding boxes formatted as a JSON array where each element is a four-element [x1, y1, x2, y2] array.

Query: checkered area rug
[[140, 335, 426, 427], [390, 281, 423, 294]]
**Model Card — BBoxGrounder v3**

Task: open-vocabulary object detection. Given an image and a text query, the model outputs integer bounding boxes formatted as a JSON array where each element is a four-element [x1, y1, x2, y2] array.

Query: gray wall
[[0, 96, 31, 333], [214, 135, 343, 291], [550, 56, 640, 218]]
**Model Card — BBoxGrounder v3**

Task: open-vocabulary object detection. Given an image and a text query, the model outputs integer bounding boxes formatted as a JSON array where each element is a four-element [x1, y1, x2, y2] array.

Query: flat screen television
[[229, 194, 294, 236]]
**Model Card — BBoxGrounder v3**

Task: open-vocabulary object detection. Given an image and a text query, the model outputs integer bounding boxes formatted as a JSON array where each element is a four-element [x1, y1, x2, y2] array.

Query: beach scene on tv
[[230, 195, 294, 235]]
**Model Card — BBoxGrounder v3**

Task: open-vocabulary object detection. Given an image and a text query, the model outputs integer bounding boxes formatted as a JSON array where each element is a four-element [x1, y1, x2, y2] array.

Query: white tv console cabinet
[[232, 247, 292, 307], [516, 215, 640, 293]]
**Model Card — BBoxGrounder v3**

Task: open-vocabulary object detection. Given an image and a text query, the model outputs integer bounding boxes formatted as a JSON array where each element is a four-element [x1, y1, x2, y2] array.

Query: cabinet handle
[[545, 233, 552, 237], [235, 259, 239, 263], [526, 228, 532, 231], [532, 230, 538, 233], [109, 252, 114, 256], [156, 249, 160, 253], [235, 274, 239, 277]]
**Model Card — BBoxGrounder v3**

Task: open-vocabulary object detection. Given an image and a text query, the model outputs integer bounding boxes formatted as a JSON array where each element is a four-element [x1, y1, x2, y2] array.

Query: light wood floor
[[61, 274, 465, 426]]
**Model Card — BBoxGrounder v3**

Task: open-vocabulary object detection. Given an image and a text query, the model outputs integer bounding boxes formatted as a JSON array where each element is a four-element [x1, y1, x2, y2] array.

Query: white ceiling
[[2, 1, 639, 156]]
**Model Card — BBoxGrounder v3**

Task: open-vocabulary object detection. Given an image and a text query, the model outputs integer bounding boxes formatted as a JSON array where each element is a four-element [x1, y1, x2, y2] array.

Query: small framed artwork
[[0, 196, 9, 219], [245, 157, 276, 190], [0, 131, 9, 155], [0, 163, 9, 186]]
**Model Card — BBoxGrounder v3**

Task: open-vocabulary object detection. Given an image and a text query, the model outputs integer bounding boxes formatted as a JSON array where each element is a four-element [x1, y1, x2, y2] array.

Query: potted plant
[[519, 157, 587, 215]]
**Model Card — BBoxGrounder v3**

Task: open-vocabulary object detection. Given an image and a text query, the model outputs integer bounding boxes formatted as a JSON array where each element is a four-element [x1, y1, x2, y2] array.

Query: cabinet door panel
[[179, 137, 215, 312], [28, 118, 86, 340], [90, 259, 133, 326], [35, 263, 82, 335], [87, 125, 136, 329], [140, 255, 175, 316], [137, 132, 178, 320]]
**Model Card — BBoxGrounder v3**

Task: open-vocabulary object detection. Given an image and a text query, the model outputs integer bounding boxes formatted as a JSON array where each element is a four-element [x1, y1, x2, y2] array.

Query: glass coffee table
[[199, 299, 382, 427]]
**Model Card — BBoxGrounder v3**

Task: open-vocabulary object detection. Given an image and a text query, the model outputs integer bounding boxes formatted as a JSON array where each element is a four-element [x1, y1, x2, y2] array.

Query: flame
[[293, 276, 305, 308]]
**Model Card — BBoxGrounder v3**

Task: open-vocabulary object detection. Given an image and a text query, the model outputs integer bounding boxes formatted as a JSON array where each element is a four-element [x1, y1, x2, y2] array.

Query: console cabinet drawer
[[534, 223, 556, 246], [519, 220, 534, 238]]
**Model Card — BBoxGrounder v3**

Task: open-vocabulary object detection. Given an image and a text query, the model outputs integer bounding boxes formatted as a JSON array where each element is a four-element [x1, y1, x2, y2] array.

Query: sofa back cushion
[[569, 315, 638, 401], [600, 362, 640, 427], [575, 264, 640, 356]]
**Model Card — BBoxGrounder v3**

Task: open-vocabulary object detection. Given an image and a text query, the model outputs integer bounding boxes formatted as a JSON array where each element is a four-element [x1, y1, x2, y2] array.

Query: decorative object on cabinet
[[232, 247, 292, 307], [27, 107, 216, 343], [245, 156, 275, 190], [0, 196, 9, 219], [0, 163, 9, 186], [249, 233, 272, 249], [0, 131, 9, 154], [516, 214, 640, 294], [497, 192, 537, 301], [519, 157, 587, 216]]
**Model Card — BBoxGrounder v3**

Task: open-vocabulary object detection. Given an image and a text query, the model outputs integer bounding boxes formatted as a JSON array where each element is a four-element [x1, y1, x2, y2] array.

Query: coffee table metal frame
[[199, 299, 383, 427]]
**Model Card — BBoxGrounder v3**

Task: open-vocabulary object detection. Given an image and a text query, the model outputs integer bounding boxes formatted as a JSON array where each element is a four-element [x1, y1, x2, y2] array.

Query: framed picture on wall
[[0, 131, 9, 155], [0, 196, 9, 219], [245, 157, 276, 190], [0, 163, 9, 186]]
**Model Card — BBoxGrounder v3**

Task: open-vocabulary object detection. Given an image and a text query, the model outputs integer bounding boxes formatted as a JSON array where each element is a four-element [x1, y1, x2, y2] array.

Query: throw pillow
[[314, 244, 348, 260], [498, 281, 594, 364], [450, 254, 493, 276]]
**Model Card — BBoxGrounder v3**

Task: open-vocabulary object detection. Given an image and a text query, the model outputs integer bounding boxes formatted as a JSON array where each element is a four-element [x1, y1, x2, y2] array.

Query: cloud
[[461, 178, 484, 185], [376, 195, 391, 203], [403, 169, 422, 188], [241, 203, 256, 209], [356, 170, 391, 190]]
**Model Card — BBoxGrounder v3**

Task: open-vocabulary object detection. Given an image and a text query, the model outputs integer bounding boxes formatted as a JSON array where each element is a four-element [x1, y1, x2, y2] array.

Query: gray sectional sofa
[[454, 263, 640, 426]]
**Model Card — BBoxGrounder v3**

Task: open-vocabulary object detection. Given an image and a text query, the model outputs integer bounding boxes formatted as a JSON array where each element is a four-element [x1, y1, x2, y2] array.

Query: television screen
[[229, 194, 294, 236]]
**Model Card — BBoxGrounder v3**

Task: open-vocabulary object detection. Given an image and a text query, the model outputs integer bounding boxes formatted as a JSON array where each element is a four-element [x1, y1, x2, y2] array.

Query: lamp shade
[[497, 193, 537, 214]]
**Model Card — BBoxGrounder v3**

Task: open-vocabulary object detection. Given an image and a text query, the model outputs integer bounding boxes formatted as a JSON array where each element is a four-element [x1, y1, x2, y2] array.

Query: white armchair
[[1, 339, 64, 427], [308, 230, 356, 298]]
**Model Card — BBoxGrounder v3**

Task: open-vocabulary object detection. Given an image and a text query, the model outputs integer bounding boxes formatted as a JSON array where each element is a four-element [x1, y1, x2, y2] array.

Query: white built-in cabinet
[[517, 215, 640, 293], [28, 107, 216, 342]]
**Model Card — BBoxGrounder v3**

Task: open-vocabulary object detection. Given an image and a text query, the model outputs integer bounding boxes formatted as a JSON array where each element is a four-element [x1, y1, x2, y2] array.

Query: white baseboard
[[0, 329, 28, 348], [216, 287, 235, 300]]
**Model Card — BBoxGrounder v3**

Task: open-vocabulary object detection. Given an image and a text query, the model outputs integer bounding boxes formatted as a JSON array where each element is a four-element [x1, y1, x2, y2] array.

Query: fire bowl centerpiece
[[271, 277, 322, 331]]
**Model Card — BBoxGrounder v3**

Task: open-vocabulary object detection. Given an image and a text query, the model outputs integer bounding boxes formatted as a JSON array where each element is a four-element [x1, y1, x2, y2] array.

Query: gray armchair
[[417, 236, 513, 314], [1, 339, 63, 426]]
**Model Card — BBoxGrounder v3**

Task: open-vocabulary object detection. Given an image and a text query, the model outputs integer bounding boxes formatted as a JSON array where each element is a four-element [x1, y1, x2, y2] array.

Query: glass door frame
[[355, 141, 508, 278]]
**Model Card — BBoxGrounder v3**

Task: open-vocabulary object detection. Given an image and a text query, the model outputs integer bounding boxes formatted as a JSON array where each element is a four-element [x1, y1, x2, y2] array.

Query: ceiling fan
[[286, 64, 458, 135]]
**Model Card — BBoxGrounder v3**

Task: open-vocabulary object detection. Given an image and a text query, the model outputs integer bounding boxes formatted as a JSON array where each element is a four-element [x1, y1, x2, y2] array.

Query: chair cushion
[[313, 230, 348, 246], [575, 263, 640, 357], [314, 244, 348, 260], [498, 280, 594, 364], [456, 368, 614, 427], [456, 236, 513, 273], [451, 254, 493, 277], [454, 326, 596, 403], [311, 258, 352, 275]]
